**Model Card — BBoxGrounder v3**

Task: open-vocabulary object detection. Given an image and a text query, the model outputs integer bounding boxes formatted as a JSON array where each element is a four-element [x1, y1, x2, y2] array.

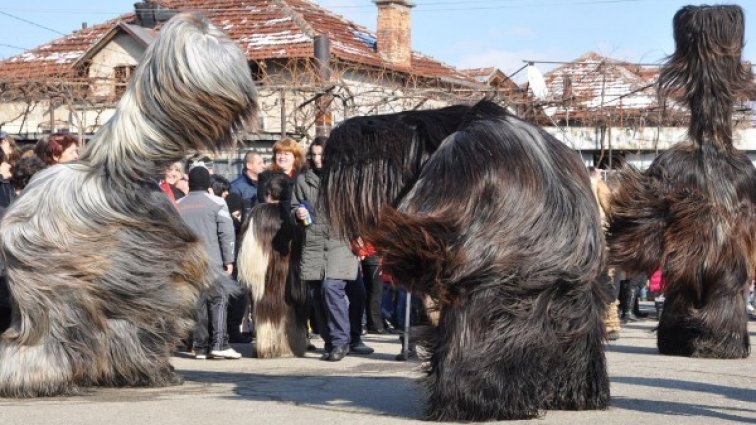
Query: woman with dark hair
[[42, 133, 79, 165]]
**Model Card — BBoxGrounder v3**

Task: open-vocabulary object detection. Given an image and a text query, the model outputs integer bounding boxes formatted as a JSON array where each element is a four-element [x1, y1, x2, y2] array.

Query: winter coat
[[293, 168, 358, 281]]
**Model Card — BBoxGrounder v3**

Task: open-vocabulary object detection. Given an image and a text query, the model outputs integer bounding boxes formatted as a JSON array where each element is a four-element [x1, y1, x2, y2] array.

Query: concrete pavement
[[1, 311, 754, 425]]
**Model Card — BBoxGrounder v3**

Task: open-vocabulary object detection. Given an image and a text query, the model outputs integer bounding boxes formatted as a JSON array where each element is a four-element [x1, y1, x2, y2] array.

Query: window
[[113, 65, 136, 98]]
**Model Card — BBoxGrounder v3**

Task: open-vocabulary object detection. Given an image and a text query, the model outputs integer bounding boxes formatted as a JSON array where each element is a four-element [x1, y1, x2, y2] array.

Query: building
[[531, 52, 756, 168], [0, 0, 517, 175]]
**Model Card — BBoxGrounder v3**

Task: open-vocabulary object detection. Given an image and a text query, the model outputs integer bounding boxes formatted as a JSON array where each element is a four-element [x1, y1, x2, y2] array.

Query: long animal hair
[[607, 5, 755, 358], [237, 179, 306, 358], [321, 104, 477, 240], [322, 102, 610, 421], [0, 13, 258, 397]]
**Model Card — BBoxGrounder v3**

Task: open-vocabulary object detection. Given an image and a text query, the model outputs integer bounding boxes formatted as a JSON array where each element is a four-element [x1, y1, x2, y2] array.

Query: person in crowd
[[42, 133, 79, 165], [10, 156, 47, 195], [230, 151, 265, 215], [589, 166, 621, 340], [0, 149, 14, 208], [177, 166, 241, 360], [159, 161, 185, 204], [210, 174, 231, 199], [258, 138, 304, 209], [224, 192, 254, 344], [293, 137, 373, 362], [0, 131, 21, 166]]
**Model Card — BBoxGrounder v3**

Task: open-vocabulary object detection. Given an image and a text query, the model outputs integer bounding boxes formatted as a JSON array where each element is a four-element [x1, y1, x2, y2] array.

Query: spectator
[[177, 166, 241, 360], [10, 156, 47, 195], [294, 137, 373, 362], [210, 174, 230, 199], [230, 151, 265, 215], [225, 192, 254, 344], [42, 132, 79, 165], [258, 138, 304, 212], [0, 149, 14, 208], [159, 161, 185, 204]]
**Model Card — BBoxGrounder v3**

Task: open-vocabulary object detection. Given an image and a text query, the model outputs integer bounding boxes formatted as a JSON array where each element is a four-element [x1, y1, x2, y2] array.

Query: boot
[[632, 296, 649, 318], [620, 283, 640, 323]]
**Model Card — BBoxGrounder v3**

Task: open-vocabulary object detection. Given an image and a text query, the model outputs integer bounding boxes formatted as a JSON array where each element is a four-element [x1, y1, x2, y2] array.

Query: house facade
[[0, 0, 513, 175], [532, 52, 756, 168]]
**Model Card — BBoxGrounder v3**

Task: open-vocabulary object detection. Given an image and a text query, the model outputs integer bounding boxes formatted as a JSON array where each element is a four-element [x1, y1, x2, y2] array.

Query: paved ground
[[1, 306, 754, 425]]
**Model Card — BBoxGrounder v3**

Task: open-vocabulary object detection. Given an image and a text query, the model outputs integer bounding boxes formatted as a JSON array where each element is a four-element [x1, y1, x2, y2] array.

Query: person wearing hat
[[177, 166, 241, 359]]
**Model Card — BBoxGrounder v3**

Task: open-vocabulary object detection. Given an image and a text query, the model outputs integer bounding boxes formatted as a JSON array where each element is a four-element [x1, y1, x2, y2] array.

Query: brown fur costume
[[0, 13, 258, 396], [237, 175, 307, 358], [322, 101, 609, 421], [607, 5, 755, 358]]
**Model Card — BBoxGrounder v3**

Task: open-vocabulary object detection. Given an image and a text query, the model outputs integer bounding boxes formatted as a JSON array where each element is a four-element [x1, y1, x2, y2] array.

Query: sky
[[1, 0, 755, 81]]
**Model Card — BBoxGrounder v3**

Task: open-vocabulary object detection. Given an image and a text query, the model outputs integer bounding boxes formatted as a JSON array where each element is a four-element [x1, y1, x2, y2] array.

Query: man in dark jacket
[[177, 166, 241, 360], [230, 151, 264, 215]]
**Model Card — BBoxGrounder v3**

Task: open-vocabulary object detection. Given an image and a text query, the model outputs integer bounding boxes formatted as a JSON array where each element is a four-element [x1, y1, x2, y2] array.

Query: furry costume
[[0, 13, 258, 397], [237, 176, 307, 358], [607, 5, 755, 358], [321, 101, 609, 421]]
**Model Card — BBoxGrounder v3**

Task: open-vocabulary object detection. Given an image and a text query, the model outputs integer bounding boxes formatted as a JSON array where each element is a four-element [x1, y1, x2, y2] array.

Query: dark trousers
[[193, 290, 230, 353], [346, 272, 367, 344], [322, 278, 350, 349], [0, 276, 10, 334], [307, 280, 327, 336], [361, 259, 384, 331], [226, 283, 249, 337]]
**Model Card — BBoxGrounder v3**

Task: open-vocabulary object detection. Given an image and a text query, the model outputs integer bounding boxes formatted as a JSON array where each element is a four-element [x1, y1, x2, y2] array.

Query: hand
[[224, 264, 234, 276], [295, 207, 308, 221]]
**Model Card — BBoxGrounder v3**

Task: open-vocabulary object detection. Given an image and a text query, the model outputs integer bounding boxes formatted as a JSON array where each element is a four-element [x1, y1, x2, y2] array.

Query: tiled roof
[[541, 52, 659, 111], [0, 0, 474, 83]]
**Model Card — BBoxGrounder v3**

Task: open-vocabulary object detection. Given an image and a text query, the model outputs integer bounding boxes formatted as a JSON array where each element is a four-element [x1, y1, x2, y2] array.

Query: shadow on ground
[[612, 397, 756, 424], [180, 369, 424, 419], [613, 376, 756, 404]]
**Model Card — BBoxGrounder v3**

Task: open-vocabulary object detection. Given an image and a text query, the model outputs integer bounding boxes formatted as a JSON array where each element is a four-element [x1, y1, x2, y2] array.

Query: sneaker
[[194, 353, 207, 360], [210, 347, 242, 359]]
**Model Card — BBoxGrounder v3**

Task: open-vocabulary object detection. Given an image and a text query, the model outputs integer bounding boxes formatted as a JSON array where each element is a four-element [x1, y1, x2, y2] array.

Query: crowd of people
[[1, 129, 753, 361], [153, 137, 417, 361]]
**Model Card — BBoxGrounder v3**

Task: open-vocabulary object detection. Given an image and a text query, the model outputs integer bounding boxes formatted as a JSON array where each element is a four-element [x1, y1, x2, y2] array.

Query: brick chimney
[[374, 0, 414, 68]]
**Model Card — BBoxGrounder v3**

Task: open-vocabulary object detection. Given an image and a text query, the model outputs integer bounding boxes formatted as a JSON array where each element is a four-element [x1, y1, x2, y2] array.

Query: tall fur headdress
[[658, 4, 752, 150]]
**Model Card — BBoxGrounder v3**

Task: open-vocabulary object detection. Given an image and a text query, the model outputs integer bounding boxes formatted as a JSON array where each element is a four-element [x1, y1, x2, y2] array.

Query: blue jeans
[[322, 278, 350, 348]]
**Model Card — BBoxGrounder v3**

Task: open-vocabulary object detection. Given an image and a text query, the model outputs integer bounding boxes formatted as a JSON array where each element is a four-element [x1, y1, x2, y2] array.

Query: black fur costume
[[607, 5, 755, 358], [321, 102, 610, 421]]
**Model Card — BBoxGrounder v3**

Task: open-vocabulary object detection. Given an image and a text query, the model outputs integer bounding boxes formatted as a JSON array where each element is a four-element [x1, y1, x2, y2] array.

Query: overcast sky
[[2, 0, 755, 81]]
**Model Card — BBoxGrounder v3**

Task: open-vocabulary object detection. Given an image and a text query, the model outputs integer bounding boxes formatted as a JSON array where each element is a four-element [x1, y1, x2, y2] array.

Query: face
[[165, 163, 182, 185], [310, 145, 323, 170], [275, 150, 295, 173], [1, 139, 11, 157], [56, 143, 79, 163], [246, 154, 265, 176]]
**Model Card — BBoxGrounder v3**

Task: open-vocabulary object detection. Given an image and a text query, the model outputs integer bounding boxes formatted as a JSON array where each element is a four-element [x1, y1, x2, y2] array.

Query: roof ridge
[[274, 0, 316, 38]]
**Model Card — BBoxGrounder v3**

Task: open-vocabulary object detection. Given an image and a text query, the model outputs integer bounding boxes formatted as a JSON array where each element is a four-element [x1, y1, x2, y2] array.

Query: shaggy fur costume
[[606, 5, 755, 358], [0, 13, 258, 397], [321, 102, 610, 421], [237, 176, 307, 358]]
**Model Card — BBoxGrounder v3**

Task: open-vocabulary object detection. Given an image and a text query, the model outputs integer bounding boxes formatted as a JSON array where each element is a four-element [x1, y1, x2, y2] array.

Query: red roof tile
[[0, 0, 473, 84]]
